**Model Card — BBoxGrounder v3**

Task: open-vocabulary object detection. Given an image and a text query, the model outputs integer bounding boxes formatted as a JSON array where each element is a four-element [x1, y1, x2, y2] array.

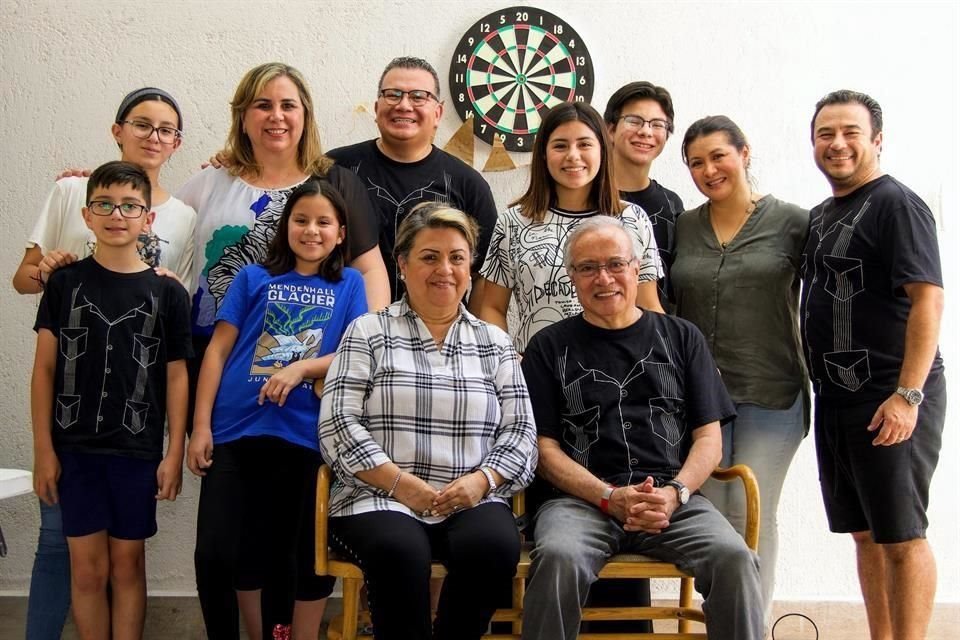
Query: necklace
[[710, 198, 758, 248]]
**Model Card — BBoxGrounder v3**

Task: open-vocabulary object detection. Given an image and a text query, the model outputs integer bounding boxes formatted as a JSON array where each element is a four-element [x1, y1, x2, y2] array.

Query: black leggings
[[195, 436, 334, 639], [330, 502, 520, 640]]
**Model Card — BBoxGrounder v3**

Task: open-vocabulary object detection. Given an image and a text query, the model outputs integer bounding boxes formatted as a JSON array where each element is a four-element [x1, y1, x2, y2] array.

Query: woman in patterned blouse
[[319, 203, 538, 640]]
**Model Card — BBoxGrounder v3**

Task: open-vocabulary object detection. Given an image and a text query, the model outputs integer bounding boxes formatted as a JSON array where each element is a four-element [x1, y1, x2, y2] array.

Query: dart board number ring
[[449, 6, 595, 152]]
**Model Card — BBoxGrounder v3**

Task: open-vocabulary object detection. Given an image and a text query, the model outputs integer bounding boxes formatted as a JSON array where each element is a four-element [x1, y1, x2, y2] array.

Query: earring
[[399, 273, 405, 281]]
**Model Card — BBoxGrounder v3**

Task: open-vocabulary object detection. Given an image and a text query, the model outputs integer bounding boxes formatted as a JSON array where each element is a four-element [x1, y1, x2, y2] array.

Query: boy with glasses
[[604, 82, 684, 312], [31, 161, 192, 639]]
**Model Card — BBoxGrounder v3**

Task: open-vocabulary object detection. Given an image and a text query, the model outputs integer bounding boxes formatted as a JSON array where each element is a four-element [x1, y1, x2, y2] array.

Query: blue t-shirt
[[211, 264, 367, 450]]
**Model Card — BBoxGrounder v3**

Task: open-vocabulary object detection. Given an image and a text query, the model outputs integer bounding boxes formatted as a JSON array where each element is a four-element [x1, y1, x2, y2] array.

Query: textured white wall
[[1, 0, 957, 603]]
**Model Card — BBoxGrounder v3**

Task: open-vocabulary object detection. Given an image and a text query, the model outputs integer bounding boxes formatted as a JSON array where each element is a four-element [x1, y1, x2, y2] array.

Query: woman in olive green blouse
[[671, 115, 809, 624]]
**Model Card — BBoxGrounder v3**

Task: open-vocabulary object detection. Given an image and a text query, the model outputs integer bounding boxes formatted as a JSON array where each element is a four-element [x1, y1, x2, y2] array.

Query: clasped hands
[[393, 470, 488, 518], [606, 476, 680, 534]]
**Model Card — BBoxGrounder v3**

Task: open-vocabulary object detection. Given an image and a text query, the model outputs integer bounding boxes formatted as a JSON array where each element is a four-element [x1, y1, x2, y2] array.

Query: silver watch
[[665, 479, 690, 505], [896, 386, 924, 406]]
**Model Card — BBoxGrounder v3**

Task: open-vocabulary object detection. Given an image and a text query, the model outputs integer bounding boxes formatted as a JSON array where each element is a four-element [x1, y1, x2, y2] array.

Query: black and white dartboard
[[449, 6, 595, 152]]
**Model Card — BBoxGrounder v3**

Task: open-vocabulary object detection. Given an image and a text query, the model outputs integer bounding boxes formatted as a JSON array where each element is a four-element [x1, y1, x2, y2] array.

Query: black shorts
[[814, 374, 945, 543]]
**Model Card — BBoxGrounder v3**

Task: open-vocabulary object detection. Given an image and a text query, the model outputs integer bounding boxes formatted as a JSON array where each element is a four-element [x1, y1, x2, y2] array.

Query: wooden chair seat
[[317, 465, 759, 639]]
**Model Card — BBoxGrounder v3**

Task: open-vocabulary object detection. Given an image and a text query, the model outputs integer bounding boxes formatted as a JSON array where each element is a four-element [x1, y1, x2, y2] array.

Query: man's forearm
[[898, 283, 943, 390]]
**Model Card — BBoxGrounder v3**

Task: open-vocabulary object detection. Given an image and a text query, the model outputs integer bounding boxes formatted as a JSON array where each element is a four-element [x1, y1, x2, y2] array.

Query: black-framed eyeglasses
[[618, 115, 671, 132], [570, 257, 636, 278], [378, 88, 439, 107], [119, 120, 182, 144], [87, 201, 149, 218]]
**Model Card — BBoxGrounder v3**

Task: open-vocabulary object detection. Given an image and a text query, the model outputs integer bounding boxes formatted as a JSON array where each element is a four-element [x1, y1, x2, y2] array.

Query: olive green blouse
[[671, 195, 809, 409]]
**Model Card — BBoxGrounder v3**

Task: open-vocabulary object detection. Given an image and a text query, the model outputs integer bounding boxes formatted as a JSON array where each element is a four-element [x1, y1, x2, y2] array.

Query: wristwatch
[[599, 485, 616, 514], [665, 479, 690, 505], [896, 386, 924, 407]]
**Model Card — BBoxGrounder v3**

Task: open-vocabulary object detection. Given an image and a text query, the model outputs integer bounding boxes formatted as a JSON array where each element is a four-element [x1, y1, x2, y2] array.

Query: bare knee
[[110, 548, 146, 587], [881, 538, 930, 564], [72, 556, 110, 594]]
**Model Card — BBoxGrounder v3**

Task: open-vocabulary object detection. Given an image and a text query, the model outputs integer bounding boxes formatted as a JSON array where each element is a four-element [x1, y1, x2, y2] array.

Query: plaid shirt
[[319, 297, 538, 520]]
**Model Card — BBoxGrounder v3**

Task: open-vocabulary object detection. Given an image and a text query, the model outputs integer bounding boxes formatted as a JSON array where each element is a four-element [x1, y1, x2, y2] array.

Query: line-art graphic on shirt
[[353, 161, 459, 293], [805, 197, 871, 392], [250, 299, 332, 377], [203, 190, 290, 326], [557, 331, 684, 484], [56, 283, 159, 435], [485, 206, 655, 350]]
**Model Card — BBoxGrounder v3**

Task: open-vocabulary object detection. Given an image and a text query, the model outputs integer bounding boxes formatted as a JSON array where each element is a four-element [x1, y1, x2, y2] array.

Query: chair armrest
[[711, 464, 760, 551], [315, 464, 332, 575]]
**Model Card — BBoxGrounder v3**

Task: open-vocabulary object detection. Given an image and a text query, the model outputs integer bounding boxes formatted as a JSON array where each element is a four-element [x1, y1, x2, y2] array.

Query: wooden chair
[[316, 464, 759, 639]]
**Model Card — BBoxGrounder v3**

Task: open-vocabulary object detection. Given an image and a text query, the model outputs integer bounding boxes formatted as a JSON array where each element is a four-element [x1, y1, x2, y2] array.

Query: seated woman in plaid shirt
[[319, 203, 538, 640]]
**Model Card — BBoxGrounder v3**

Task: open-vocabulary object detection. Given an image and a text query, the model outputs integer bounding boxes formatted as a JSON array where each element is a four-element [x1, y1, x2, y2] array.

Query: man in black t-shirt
[[327, 56, 498, 301], [803, 90, 945, 640], [604, 82, 685, 311], [520, 217, 762, 640]]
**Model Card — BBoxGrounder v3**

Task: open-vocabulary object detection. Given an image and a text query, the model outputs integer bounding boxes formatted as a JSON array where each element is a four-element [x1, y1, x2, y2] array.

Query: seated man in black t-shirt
[[520, 216, 763, 640]]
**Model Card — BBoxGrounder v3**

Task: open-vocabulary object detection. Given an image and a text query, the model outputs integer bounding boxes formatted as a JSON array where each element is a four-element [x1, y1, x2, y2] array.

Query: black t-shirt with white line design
[[521, 311, 734, 488], [35, 258, 193, 460], [328, 140, 498, 300], [621, 179, 684, 310], [800, 175, 943, 401]]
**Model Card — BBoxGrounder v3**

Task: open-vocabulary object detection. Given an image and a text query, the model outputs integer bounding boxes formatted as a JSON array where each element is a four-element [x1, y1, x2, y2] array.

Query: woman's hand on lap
[[431, 471, 488, 517]]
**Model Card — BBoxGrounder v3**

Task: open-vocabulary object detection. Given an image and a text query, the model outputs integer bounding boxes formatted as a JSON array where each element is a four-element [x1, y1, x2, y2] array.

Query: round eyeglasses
[[119, 120, 182, 144]]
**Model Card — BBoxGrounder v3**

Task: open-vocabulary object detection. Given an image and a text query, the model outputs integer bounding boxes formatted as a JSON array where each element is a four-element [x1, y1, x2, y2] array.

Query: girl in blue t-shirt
[[188, 178, 367, 640]]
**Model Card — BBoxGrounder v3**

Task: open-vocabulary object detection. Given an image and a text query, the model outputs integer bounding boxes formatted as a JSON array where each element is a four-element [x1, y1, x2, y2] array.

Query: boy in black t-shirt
[[31, 161, 193, 638]]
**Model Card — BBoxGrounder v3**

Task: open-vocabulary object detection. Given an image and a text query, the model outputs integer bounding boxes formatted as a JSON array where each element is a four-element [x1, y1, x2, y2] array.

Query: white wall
[[1, 0, 957, 603]]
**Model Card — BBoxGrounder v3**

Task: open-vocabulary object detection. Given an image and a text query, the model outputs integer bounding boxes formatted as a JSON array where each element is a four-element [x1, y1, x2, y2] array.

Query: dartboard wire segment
[[449, 6, 595, 152]]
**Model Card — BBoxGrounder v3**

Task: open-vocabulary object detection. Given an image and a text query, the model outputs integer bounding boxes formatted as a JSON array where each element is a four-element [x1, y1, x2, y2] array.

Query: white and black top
[[521, 311, 734, 488], [327, 140, 498, 300], [480, 202, 661, 352], [35, 258, 193, 460], [318, 297, 538, 521], [801, 175, 944, 402]]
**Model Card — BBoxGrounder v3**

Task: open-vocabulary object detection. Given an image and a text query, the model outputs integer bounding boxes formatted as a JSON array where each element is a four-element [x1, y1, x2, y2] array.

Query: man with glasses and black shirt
[[327, 56, 498, 302], [604, 82, 684, 312]]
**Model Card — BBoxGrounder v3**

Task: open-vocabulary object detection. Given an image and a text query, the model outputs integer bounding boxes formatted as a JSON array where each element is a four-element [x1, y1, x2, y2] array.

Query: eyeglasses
[[87, 201, 149, 218], [618, 115, 671, 132], [378, 88, 439, 107], [570, 258, 636, 278], [119, 120, 182, 144]]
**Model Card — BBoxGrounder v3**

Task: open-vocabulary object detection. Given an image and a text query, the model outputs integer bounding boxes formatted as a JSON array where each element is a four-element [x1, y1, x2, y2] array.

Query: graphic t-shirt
[[480, 202, 662, 352], [34, 257, 193, 460], [621, 179, 684, 310], [327, 140, 498, 299], [28, 176, 196, 285], [800, 175, 943, 401], [176, 166, 379, 336], [212, 264, 368, 451], [521, 312, 735, 488]]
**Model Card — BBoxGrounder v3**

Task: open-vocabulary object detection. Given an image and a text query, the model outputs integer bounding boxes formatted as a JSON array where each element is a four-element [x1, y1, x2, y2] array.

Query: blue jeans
[[522, 495, 763, 640], [699, 393, 805, 622], [25, 500, 71, 640]]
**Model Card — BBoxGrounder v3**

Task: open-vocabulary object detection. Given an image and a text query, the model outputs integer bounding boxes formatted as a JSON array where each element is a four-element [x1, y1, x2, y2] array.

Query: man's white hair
[[563, 214, 643, 268]]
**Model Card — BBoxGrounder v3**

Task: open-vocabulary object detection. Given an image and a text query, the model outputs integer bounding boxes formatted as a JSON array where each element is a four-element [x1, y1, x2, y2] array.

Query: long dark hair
[[511, 101, 620, 222], [263, 178, 349, 280]]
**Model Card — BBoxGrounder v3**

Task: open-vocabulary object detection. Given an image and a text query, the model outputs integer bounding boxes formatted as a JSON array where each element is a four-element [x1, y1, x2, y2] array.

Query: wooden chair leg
[[511, 575, 525, 635], [340, 577, 362, 640], [678, 576, 694, 634]]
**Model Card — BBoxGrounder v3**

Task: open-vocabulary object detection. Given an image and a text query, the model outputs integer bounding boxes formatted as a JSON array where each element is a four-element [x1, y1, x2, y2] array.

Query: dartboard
[[449, 6, 595, 152]]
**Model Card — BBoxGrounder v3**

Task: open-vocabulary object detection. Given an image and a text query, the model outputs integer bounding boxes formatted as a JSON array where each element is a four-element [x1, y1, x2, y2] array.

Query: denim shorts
[[57, 450, 159, 540], [814, 374, 946, 543]]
